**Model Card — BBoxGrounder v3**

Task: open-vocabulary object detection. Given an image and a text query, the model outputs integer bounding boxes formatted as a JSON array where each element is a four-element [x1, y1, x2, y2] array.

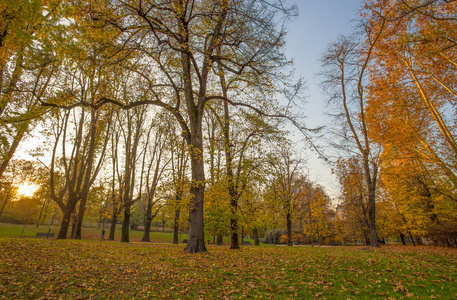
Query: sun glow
[[17, 183, 39, 197]]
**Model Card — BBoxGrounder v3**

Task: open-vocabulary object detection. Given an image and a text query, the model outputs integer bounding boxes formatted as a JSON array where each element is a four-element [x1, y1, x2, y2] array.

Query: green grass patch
[[1, 239, 456, 299], [0, 223, 188, 243]]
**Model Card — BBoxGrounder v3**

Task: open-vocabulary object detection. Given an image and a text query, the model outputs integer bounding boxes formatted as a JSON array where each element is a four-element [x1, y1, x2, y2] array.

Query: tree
[[295, 179, 332, 246], [0, 0, 59, 180], [266, 143, 305, 246], [366, 0, 457, 191], [80, 0, 295, 253], [117, 108, 147, 243], [141, 116, 171, 242], [334, 157, 372, 245], [321, 16, 387, 246]]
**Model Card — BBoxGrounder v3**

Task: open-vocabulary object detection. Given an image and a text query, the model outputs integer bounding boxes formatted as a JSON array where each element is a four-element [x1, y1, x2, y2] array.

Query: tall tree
[[82, 0, 294, 253], [321, 16, 387, 246], [266, 143, 305, 246], [366, 0, 457, 191], [141, 116, 170, 242]]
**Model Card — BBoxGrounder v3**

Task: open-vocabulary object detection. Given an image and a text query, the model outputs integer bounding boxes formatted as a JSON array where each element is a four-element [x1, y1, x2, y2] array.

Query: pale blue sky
[[285, 0, 364, 198]]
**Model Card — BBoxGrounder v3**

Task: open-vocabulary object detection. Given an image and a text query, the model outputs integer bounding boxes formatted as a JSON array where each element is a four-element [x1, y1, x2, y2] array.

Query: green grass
[[1, 238, 456, 299], [0, 223, 188, 243]]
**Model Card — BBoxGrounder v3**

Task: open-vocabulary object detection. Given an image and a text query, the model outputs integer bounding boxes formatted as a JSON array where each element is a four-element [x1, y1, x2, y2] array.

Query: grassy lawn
[[1, 238, 456, 299], [0, 223, 188, 243]]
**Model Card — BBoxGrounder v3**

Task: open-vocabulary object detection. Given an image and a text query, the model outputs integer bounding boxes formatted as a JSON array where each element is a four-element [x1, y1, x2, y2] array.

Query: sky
[[284, 0, 364, 199]]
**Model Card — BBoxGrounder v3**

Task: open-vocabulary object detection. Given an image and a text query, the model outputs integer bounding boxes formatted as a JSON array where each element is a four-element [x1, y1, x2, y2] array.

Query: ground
[[1, 237, 456, 299]]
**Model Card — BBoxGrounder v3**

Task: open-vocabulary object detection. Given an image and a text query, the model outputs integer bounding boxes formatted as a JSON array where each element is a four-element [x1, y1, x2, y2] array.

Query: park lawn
[[0, 223, 188, 243], [1, 239, 456, 299]]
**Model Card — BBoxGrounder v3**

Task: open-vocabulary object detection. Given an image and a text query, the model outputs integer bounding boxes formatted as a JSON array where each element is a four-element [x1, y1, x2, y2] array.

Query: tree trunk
[[400, 233, 406, 245], [230, 217, 239, 249], [57, 208, 73, 239], [108, 206, 118, 241], [36, 199, 48, 227], [0, 197, 8, 219], [162, 213, 165, 232], [57, 194, 79, 239], [217, 234, 223, 245], [184, 136, 207, 253], [121, 204, 130, 243], [367, 183, 378, 247], [74, 196, 88, 239], [173, 207, 180, 244], [253, 228, 259, 246], [286, 211, 292, 246], [142, 215, 152, 242], [409, 232, 416, 246], [70, 214, 77, 239]]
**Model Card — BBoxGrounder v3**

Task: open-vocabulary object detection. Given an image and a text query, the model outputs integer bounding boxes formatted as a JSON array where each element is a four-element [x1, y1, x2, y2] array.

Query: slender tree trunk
[[217, 234, 223, 245], [162, 213, 165, 232], [241, 227, 244, 244], [409, 232, 416, 246], [142, 203, 153, 242], [108, 208, 118, 241], [0, 197, 8, 219], [41, 200, 50, 226], [173, 207, 180, 244], [36, 200, 47, 227], [400, 233, 406, 245], [70, 214, 78, 239]]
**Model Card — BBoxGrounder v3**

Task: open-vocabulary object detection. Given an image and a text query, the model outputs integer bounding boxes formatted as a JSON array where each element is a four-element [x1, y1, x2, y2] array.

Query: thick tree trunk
[[286, 211, 293, 246], [367, 183, 378, 247], [142, 197, 153, 242], [108, 206, 118, 241], [57, 194, 79, 239], [57, 208, 73, 239], [184, 136, 207, 253], [121, 204, 130, 243], [74, 196, 88, 239], [230, 216, 239, 249], [253, 228, 259, 246]]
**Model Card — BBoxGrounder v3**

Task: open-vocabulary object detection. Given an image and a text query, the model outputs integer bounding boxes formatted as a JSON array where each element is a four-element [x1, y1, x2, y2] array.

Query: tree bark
[[173, 207, 180, 244], [217, 234, 223, 245], [367, 180, 378, 247], [253, 228, 260, 246], [121, 204, 130, 243], [184, 131, 207, 253], [108, 206, 118, 241], [142, 215, 152, 242], [57, 193, 79, 239], [286, 211, 293, 246], [58, 208, 72, 239]]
